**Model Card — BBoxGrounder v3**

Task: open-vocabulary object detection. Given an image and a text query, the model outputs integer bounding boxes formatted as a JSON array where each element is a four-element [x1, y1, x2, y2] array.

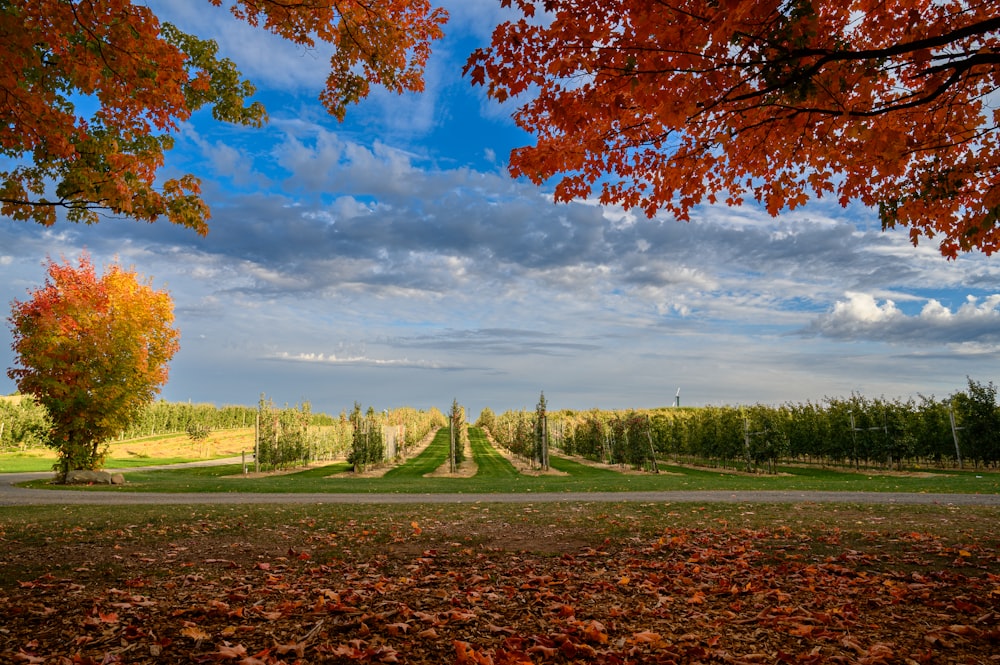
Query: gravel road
[[2, 460, 999, 506]]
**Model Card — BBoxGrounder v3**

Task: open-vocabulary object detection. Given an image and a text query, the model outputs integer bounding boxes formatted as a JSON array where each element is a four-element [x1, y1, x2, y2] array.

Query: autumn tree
[[7, 255, 181, 476], [466, 1, 1000, 257], [1, 0, 447, 234]]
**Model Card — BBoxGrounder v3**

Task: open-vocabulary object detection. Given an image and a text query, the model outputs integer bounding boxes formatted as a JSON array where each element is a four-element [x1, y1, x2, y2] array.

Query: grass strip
[[382, 427, 452, 478], [469, 427, 519, 477]]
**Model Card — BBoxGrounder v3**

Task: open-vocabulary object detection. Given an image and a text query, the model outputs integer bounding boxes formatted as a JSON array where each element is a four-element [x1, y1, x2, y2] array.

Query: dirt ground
[[1, 503, 998, 665]]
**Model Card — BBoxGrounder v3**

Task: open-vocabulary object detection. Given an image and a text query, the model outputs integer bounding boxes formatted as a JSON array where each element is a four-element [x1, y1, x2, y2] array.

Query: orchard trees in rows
[[486, 393, 550, 470], [446, 399, 470, 472], [0, 389, 443, 468], [7, 255, 179, 477], [487, 409, 536, 465], [122, 401, 258, 439], [952, 379, 1000, 468], [474, 407, 496, 435], [533, 392, 549, 471], [0, 396, 51, 450], [255, 395, 315, 470], [389, 406, 448, 452], [548, 379, 1000, 471], [558, 410, 607, 461], [529, 406, 658, 471], [347, 402, 385, 473], [347, 404, 446, 472]]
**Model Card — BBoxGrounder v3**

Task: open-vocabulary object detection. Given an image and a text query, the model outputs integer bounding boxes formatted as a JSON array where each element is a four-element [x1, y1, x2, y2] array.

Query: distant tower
[[674, 387, 681, 408]]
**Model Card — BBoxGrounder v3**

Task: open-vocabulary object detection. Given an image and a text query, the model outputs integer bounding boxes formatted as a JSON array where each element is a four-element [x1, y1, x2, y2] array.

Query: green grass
[[0, 454, 232, 473], [469, 428, 519, 477], [382, 427, 452, 477], [11, 426, 1000, 495], [0, 452, 57, 473]]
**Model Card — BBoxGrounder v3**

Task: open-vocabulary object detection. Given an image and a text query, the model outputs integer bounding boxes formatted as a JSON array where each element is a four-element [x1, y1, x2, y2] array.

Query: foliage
[[1, 0, 446, 233], [533, 391, 549, 469], [0, 396, 50, 451], [347, 403, 385, 472], [185, 421, 212, 457], [741, 404, 790, 474], [255, 395, 315, 470], [953, 377, 1000, 468], [0, 394, 440, 467], [474, 406, 496, 432], [448, 399, 467, 470], [185, 423, 211, 443], [467, 1, 1000, 257], [7, 255, 180, 476], [548, 382, 1000, 472], [490, 408, 536, 462], [122, 400, 257, 439]]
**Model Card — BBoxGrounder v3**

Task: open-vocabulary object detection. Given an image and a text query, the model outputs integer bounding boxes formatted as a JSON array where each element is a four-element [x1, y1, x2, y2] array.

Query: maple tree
[[7, 255, 180, 475], [466, 0, 1000, 257], [0, 0, 447, 234]]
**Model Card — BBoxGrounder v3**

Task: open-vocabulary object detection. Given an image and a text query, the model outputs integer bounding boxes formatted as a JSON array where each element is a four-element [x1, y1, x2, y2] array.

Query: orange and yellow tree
[[7, 255, 181, 476], [466, 0, 1000, 257], [0, 0, 447, 234]]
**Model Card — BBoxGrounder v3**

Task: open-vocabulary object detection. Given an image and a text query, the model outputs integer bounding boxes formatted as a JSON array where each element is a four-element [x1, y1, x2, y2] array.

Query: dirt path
[[2, 467, 999, 506]]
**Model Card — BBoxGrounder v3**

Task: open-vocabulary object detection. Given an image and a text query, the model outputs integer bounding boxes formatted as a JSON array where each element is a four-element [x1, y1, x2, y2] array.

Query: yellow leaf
[[181, 625, 210, 641]]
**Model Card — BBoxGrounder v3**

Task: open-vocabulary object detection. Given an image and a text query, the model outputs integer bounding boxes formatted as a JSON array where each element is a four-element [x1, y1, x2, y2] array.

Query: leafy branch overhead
[[466, 0, 1000, 257], [4, 1, 999, 257], [0, 0, 447, 234]]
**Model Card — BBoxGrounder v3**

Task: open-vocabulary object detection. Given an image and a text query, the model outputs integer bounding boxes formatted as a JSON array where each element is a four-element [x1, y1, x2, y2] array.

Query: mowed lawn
[[7, 426, 1000, 495]]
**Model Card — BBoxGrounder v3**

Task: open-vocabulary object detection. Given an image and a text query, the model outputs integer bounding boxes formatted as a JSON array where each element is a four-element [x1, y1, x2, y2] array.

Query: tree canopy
[[6, 1, 999, 257], [7, 255, 181, 475], [0, 0, 447, 234], [466, 0, 1000, 257]]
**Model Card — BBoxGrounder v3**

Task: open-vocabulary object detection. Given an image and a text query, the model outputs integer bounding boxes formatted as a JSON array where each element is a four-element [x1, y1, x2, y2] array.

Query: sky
[[2, 0, 999, 420]]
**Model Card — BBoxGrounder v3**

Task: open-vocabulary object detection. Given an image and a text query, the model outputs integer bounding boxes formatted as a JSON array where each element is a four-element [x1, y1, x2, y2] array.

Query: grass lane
[[469, 428, 518, 477], [382, 427, 452, 478]]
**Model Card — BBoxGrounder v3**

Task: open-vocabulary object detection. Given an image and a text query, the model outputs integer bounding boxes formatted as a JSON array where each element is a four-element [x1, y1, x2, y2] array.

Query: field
[[14, 429, 1000, 495], [0, 428, 254, 473], [2, 427, 999, 664], [1, 502, 998, 664]]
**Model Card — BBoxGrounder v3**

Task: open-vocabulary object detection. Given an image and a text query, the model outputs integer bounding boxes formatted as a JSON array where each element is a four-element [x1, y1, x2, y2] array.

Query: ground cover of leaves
[[1, 502, 998, 664]]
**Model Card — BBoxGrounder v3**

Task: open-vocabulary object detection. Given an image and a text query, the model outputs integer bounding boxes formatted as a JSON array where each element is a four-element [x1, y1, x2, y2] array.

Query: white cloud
[[268, 351, 457, 370], [807, 292, 1000, 347]]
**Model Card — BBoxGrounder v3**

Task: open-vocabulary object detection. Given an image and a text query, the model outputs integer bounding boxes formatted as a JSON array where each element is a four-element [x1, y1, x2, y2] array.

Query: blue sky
[[2, 0, 999, 419]]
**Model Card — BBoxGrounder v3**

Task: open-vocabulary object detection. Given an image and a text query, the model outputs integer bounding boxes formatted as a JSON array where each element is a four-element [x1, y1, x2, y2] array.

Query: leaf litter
[[1, 504, 998, 664]]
